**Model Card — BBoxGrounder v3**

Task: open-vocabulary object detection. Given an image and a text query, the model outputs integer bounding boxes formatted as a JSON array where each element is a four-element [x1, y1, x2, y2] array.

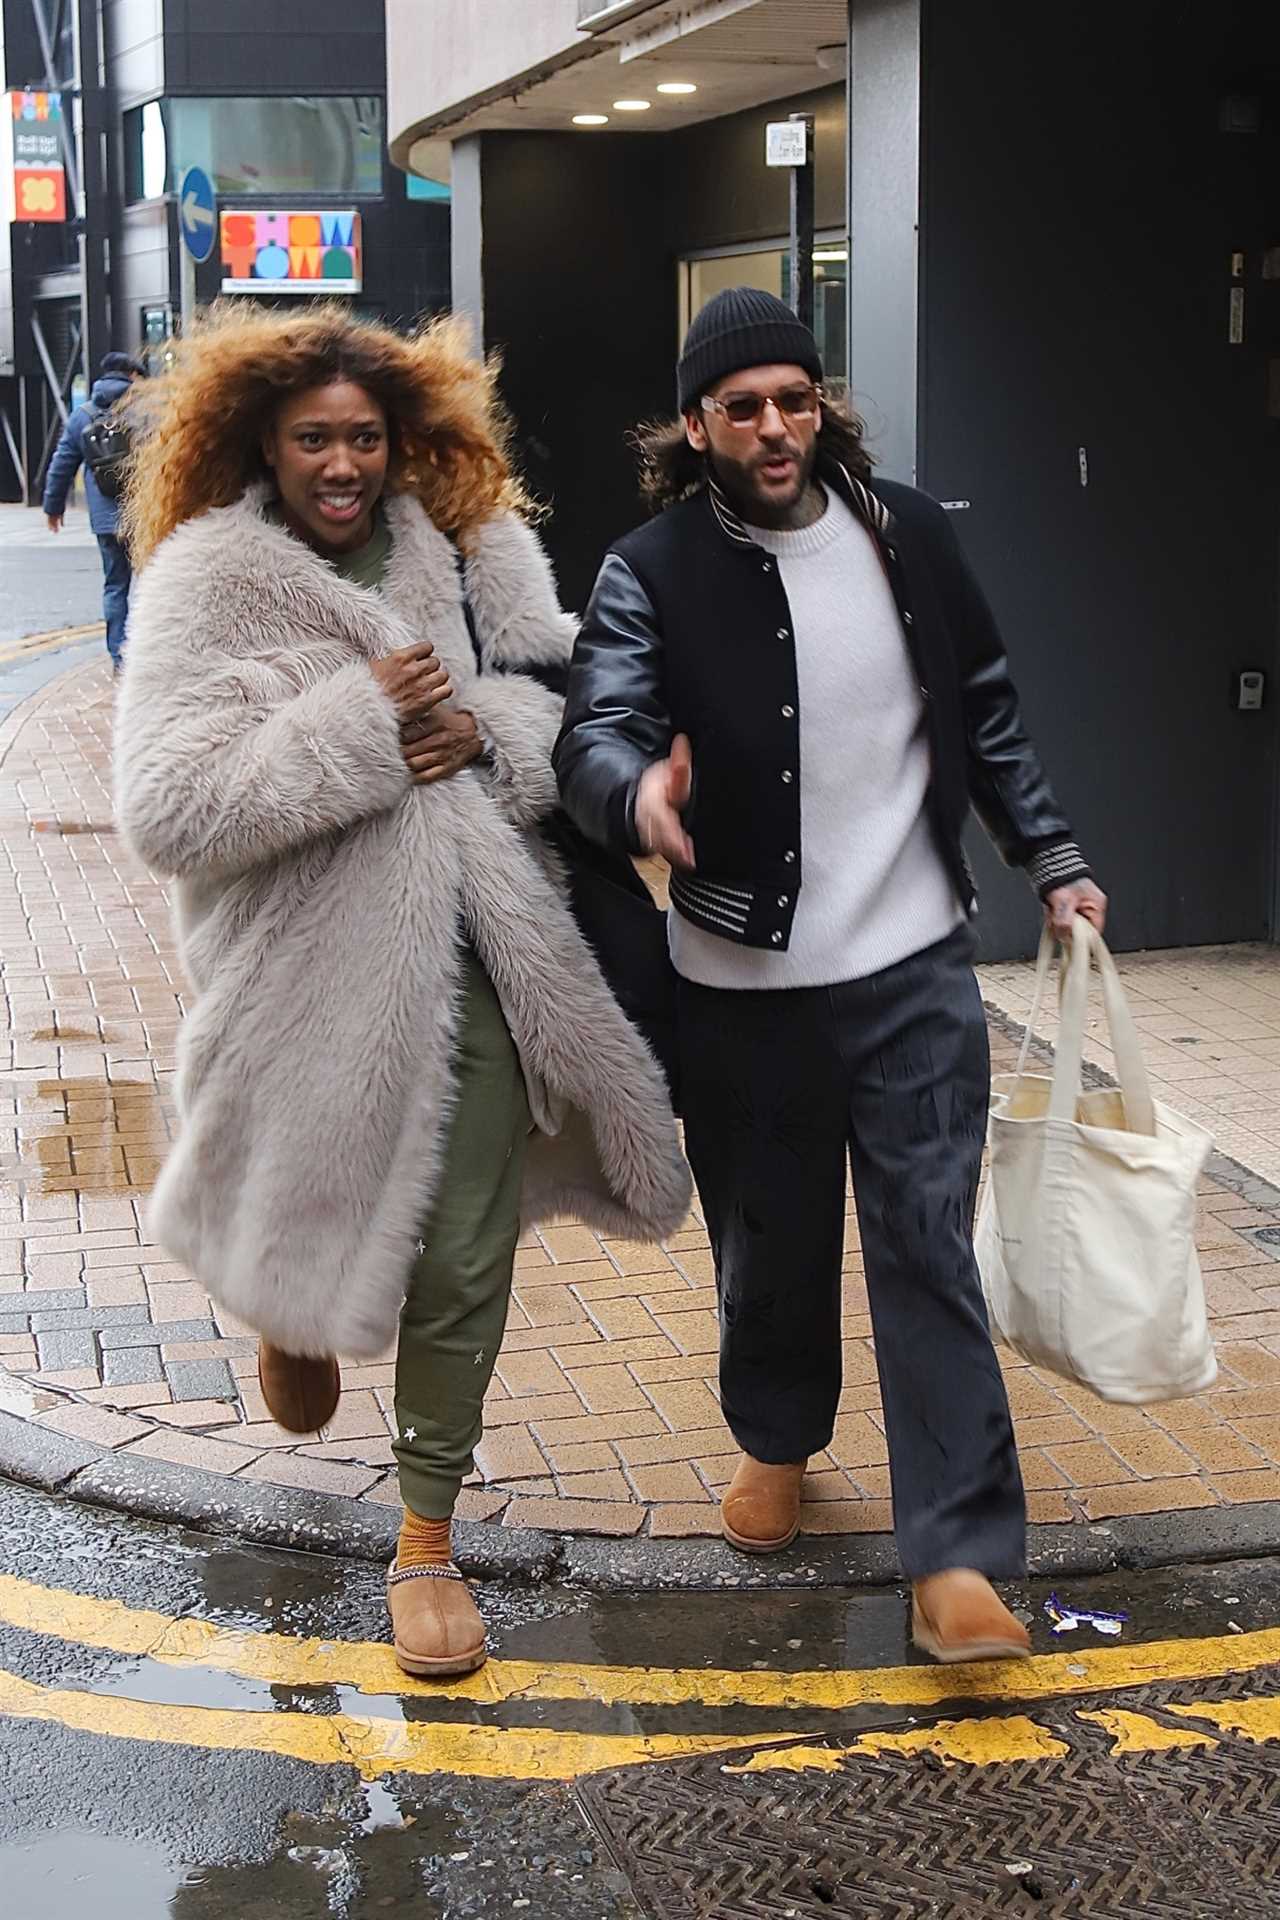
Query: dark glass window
[[123, 97, 384, 203]]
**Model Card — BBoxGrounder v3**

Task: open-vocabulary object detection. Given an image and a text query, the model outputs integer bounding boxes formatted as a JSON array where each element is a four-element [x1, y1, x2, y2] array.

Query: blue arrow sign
[[179, 166, 217, 264]]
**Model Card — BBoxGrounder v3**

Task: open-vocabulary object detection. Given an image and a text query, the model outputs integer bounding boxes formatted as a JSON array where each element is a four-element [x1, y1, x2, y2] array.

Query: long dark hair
[[631, 387, 874, 514]]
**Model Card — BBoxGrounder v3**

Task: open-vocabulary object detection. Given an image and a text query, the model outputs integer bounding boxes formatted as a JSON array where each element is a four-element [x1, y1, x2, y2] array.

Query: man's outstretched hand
[[635, 733, 695, 871], [1044, 877, 1108, 939]]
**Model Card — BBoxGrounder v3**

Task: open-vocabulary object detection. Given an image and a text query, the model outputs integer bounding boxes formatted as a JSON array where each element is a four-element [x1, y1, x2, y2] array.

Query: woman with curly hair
[[114, 304, 689, 1676]]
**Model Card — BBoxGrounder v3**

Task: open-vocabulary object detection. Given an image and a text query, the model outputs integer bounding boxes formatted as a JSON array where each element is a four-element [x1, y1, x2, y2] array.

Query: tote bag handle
[[1016, 921, 1156, 1136]]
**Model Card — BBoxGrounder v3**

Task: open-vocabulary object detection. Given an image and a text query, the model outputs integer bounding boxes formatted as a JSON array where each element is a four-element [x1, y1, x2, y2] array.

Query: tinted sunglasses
[[700, 383, 823, 428]]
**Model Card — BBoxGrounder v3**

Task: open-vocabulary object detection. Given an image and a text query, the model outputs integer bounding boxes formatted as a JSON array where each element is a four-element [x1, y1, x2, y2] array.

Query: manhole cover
[[578, 1671, 1280, 1917]]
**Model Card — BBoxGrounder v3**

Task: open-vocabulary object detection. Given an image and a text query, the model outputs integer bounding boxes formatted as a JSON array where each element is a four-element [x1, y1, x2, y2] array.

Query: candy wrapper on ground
[[1044, 1593, 1128, 1636]]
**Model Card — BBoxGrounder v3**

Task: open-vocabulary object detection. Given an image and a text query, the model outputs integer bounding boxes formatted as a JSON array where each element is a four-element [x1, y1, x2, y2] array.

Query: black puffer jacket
[[554, 460, 1089, 954]]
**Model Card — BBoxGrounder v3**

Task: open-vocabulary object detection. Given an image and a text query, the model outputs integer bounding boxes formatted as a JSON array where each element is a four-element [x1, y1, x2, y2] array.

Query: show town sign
[[220, 211, 363, 295]]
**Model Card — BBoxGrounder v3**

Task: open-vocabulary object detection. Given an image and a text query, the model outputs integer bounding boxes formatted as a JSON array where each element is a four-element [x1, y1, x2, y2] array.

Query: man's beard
[[705, 438, 819, 529]]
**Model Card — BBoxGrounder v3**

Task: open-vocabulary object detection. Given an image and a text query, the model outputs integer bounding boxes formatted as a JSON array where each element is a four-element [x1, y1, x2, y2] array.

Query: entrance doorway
[[679, 240, 848, 386]]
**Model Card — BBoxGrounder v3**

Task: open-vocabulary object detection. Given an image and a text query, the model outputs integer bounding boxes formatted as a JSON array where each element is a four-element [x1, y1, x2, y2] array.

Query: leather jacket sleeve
[[554, 553, 672, 855], [931, 505, 1090, 889]]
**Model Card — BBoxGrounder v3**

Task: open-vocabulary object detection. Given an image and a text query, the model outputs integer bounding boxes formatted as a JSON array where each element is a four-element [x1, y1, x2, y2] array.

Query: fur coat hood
[[114, 487, 690, 1358]]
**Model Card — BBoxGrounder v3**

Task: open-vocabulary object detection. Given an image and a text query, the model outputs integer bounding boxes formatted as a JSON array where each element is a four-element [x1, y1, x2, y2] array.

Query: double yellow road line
[[0, 621, 104, 669], [0, 1572, 1276, 1781]]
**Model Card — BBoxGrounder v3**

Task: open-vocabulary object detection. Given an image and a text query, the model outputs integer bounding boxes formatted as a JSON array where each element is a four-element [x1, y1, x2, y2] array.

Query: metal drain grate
[[578, 1671, 1280, 1918]]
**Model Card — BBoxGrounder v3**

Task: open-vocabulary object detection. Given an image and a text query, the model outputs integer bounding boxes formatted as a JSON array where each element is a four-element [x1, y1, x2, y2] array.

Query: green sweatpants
[[394, 951, 531, 1519]]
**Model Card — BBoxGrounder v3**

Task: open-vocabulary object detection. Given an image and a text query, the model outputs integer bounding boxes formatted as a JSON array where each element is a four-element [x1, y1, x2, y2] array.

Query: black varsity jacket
[[553, 460, 1090, 953]]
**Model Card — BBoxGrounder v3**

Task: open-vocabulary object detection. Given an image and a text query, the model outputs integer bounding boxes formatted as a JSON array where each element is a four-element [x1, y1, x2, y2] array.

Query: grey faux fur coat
[[114, 487, 690, 1358]]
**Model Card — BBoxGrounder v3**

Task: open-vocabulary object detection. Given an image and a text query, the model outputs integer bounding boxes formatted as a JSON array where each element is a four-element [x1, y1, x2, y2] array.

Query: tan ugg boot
[[257, 1342, 340, 1435], [720, 1455, 807, 1553], [911, 1569, 1031, 1664], [388, 1563, 488, 1677]]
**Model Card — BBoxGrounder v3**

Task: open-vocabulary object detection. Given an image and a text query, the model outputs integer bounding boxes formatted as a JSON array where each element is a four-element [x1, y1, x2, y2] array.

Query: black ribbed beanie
[[677, 286, 823, 413]]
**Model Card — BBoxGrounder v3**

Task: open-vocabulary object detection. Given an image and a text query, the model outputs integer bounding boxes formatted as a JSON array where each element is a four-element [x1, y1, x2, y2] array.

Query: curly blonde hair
[[122, 302, 532, 566]]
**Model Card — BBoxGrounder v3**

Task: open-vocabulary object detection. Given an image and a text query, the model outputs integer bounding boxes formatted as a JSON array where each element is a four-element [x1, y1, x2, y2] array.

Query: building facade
[[1, 0, 450, 509], [387, 0, 1280, 961]]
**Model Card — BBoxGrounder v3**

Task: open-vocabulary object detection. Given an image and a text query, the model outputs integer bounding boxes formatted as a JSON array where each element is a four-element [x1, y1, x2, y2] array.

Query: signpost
[[765, 118, 809, 169], [178, 165, 217, 335], [766, 113, 816, 332]]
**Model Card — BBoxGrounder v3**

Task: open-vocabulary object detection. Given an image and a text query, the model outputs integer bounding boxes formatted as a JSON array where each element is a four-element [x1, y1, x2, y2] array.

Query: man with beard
[[555, 287, 1106, 1663]]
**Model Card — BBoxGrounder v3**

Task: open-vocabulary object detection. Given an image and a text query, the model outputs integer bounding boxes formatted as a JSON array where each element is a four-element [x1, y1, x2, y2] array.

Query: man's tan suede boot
[[257, 1342, 340, 1435], [911, 1569, 1031, 1663], [720, 1455, 807, 1553]]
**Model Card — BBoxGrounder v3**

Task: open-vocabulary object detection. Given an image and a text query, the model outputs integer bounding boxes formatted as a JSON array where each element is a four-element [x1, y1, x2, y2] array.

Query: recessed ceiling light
[[613, 98, 652, 112], [572, 113, 609, 126], [657, 82, 698, 95], [813, 248, 848, 262]]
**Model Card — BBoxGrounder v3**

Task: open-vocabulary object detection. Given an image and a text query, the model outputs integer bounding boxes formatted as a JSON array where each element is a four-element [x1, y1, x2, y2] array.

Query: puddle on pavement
[[0, 1830, 196, 1914], [29, 818, 115, 836], [39, 1641, 906, 1744], [480, 1560, 1280, 1684], [496, 1583, 912, 1675], [54, 1517, 1280, 1710], [25, 1575, 909, 1745], [194, 1538, 362, 1639], [358, 1780, 407, 1833], [0, 1811, 451, 1920], [69, 1656, 340, 1717], [1, 1075, 172, 1207], [17, 1482, 1280, 1750]]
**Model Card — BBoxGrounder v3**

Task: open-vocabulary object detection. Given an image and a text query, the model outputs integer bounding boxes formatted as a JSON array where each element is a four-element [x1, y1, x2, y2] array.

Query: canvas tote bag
[[976, 919, 1217, 1403]]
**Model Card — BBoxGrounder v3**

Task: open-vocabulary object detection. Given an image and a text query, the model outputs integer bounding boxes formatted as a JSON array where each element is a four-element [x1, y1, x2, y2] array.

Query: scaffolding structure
[[1, 0, 113, 503]]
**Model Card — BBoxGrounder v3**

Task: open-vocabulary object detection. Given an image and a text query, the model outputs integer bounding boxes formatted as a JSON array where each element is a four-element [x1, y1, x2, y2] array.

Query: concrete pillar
[[450, 135, 485, 352]]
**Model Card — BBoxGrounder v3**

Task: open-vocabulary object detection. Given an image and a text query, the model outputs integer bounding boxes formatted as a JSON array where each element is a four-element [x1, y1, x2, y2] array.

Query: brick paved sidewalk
[[3, 659, 1280, 1540]]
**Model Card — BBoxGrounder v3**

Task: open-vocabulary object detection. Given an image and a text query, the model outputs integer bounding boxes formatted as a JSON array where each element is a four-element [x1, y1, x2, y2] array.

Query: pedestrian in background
[[556, 287, 1107, 1664], [113, 305, 689, 1678], [43, 351, 145, 674]]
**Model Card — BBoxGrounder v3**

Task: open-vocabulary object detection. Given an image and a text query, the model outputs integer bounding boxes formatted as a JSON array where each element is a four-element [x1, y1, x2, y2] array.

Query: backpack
[[82, 403, 132, 500]]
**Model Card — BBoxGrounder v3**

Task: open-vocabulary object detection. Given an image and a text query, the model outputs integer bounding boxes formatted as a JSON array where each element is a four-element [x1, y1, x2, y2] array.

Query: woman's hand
[[401, 707, 485, 785], [370, 643, 452, 724]]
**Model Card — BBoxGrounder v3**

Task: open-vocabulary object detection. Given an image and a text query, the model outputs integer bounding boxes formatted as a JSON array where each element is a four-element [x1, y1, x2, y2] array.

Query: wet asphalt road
[[0, 505, 102, 646], [0, 1482, 640, 1920], [0, 507, 103, 720], [2, 1480, 1279, 1918]]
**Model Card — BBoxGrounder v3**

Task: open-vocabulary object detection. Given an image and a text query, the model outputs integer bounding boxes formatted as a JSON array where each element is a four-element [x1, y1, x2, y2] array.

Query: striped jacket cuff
[[1026, 841, 1092, 899]]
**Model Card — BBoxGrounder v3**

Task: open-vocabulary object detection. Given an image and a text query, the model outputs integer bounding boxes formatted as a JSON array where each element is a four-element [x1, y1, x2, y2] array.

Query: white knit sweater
[[670, 489, 962, 990]]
